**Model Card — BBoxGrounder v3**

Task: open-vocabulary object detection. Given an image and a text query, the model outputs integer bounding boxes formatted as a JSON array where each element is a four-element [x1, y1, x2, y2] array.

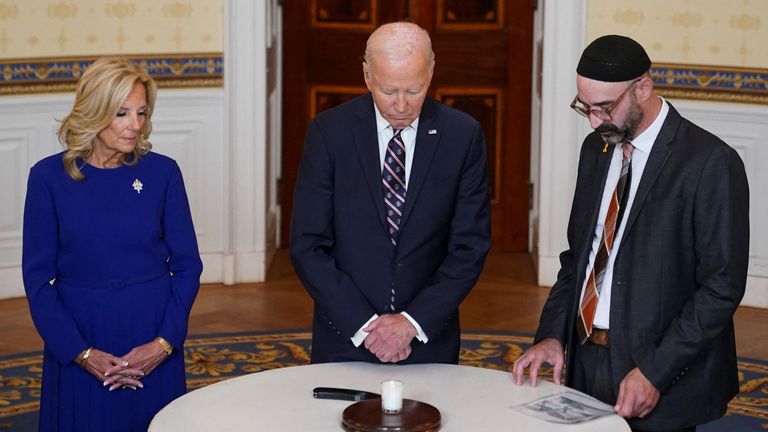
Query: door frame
[[250, 1, 590, 279]]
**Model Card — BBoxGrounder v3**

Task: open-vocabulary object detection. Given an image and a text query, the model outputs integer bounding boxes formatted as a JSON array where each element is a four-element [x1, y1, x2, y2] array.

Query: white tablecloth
[[149, 362, 630, 431]]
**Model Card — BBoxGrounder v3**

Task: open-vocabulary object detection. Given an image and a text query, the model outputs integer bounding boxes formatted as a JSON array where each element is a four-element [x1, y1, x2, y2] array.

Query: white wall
[[0, 94, 68, 299], [534, 0, 768, 308], [0, 0, 282, 299], [222, 0, 281, 285], [532, 0, 588, 286], [671, 100, 768, 308]]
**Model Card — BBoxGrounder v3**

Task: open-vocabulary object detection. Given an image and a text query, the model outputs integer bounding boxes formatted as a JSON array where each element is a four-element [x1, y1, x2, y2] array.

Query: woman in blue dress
[[22, 57, 203, 431]]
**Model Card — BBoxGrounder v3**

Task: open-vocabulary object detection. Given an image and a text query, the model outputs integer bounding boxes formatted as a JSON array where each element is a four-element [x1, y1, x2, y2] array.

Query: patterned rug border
[[1, 329, 766, 367]]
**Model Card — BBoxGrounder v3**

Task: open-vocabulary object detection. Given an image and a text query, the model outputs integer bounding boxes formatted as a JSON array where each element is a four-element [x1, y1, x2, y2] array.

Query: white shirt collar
[[630, 96, 669, 154]]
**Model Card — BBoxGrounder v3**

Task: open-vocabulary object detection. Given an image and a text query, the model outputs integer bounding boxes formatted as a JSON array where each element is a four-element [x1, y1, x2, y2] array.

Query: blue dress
[[22, 151, 203, 432]]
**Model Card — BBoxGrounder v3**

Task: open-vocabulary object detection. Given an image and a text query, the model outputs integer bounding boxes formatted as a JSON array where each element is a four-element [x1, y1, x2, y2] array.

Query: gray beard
[[596, 101, 644, 145]]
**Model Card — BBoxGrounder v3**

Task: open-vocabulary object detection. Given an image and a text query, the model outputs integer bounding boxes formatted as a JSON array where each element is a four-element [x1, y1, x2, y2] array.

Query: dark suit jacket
[[290, 93, 491, 364], [535, 103, 749, 430]]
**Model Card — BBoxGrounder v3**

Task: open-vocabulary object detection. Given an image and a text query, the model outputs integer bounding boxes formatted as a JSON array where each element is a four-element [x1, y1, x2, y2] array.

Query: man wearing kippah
[[513, 35, 749, 432]]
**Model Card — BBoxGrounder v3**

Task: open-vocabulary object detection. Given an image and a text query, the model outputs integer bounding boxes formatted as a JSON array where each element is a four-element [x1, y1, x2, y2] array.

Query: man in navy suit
[[290, 22, 491, 364], [513, 35, 749, 431]]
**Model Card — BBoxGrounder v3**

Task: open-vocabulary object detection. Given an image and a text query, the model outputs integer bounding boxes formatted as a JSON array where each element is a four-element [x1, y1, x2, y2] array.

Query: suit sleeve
[[22, 166, 88, 364], [633, 145, 749, 393], [157, 161, 203, 349], [533, 250, 576, 345], [290, 119, 378, 337], [401, 121, 492, 338]]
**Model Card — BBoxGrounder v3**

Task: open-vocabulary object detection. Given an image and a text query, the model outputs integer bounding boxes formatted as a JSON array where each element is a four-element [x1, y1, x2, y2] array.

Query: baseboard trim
[[743, 276, 768, 308], [0, 268, 23, 300], [536, 254, 559, 288], [201, 252, 269, 285]]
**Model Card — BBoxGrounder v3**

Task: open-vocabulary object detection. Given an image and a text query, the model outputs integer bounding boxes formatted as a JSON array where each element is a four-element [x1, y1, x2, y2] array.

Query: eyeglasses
[[570, 78, 641, 121]]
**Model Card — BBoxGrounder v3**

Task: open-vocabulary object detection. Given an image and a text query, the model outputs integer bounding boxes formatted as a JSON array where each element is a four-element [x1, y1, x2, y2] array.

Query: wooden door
[[282, 0, 533, 251]]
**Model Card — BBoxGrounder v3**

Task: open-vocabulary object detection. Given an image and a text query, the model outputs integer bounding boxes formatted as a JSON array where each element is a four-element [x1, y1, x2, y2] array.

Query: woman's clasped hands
[[80, 339, 169, 391]]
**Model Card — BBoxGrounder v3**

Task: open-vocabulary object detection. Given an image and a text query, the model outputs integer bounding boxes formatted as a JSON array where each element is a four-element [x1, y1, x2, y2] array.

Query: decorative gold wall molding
[[309, 85, 366, 118], [0, 53, 222, 95], [652, 63, 768, 104], [310, 0, 377, 30], [436, 0, 504, 30]]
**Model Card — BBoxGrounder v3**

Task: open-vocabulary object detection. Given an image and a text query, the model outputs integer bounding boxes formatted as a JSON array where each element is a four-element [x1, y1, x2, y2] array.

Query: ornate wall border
[[3, 56, 766, 104], [0, 53, 223, 95], [652, 63, 768, 104]]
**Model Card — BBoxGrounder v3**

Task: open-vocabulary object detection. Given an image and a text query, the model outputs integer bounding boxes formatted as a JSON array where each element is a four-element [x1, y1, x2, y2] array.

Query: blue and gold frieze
[[2, 55, 767, 104], [652, 63, 768, 104], [0, 53, 223, 95]]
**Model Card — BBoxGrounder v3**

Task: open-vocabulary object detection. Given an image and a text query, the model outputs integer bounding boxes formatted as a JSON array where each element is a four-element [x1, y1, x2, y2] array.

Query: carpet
[[0, 330, 765, 431]]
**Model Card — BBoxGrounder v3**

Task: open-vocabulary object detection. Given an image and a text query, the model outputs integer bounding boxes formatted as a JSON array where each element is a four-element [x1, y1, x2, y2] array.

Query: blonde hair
[[58, 57, 157, 180]]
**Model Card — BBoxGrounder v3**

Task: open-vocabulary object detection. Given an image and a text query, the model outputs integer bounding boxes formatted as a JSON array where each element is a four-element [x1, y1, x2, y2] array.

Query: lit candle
[[381, 379, 404, 414]]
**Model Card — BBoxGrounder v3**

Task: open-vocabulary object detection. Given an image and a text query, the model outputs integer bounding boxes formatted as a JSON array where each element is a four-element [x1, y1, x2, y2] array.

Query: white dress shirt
[[350, 104, 428, 347], [580, 97, 669, 329]]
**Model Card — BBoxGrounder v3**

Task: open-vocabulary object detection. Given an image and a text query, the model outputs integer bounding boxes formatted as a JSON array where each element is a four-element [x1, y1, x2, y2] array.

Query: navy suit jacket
[[535, 104, 749, 429], [290, 93, 491, 364]]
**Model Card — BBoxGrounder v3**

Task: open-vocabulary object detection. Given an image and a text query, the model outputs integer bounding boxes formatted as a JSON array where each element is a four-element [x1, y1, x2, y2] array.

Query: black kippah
[[577, 35, 651, 82]]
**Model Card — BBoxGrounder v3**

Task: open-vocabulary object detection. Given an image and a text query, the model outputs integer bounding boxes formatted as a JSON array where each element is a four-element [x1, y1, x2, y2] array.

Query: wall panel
[[669, 99, 768, 307], [0, 130, 27, 267]]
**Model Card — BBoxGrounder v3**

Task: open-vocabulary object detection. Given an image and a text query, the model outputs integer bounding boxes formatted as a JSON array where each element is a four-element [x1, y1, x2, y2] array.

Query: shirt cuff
[[350, 314, 379, 347], [401, 312, 428, 343]]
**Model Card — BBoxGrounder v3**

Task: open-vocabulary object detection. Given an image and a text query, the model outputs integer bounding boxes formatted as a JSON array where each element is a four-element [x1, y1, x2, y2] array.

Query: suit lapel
[[575, 137, 614, 285], [399, 98, 440, 229], [586, 140, 615, 234], [351, 94, 389, 236], [621, 105, 680, 241]]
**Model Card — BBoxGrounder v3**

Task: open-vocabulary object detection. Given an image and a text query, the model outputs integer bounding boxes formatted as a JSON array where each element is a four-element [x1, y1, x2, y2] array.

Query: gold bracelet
[[76, 347, 93, 367], [155, 337, 173, 356]]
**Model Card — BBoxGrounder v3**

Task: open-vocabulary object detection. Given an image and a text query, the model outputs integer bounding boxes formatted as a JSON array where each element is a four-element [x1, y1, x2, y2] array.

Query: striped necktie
[[383, 128, 406, 246], [577, 142, 634, 343]]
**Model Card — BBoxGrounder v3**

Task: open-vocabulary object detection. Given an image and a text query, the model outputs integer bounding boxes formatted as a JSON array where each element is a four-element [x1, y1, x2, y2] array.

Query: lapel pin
[[428, 129, 437, 135], [602, 143, 608, 153], [132, 179, 143, 194]]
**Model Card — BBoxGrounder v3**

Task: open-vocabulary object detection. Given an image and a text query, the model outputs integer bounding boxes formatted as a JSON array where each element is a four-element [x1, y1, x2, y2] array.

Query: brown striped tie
[[577, 142, 634, 343]]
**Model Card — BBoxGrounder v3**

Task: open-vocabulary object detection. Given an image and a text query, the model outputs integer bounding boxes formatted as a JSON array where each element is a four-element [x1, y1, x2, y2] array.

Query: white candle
[[381, 379, 404, 413]]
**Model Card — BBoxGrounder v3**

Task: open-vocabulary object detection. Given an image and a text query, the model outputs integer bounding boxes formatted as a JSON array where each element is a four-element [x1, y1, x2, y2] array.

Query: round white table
[[149, 362, 630, 431]]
